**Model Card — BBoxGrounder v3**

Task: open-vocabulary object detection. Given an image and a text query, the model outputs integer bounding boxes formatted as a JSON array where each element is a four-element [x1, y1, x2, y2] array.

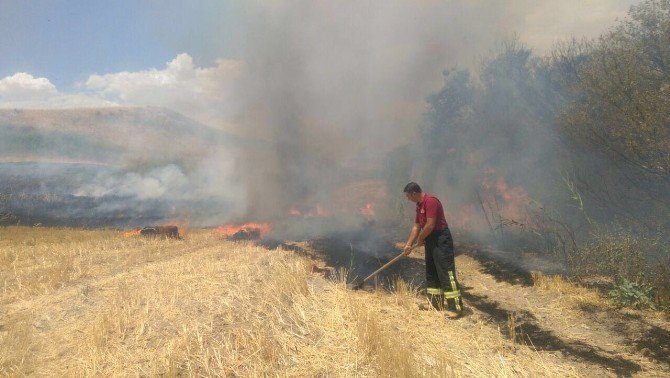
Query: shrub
[[572, 227, 656, 283], [609, 279, 657, 310], [0, 211, 16, 226], [650, 254, 670, 306]]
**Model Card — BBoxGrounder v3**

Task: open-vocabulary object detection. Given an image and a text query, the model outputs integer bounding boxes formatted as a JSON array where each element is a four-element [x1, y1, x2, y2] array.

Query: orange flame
[[288, 203, 329, 218], [480, 168, 532, 225], [163, 216, 190, 238], [123, 229, 141, 237], [212, 223, 273, 238]]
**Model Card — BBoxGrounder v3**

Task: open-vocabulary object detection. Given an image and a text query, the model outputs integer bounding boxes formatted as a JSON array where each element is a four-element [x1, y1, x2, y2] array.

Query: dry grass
[[530, 271, 604, 308], [1, 227, 581, 376]]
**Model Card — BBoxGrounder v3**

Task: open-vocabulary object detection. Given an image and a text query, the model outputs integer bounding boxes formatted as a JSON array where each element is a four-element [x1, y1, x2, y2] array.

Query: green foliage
[[414, 0, 669, 239], [609, 279, 657, 310], [554, 0, 670, 232], [557, 1, 670, 226], [416, 38, 567, 216], [560, 0, 670, 176]]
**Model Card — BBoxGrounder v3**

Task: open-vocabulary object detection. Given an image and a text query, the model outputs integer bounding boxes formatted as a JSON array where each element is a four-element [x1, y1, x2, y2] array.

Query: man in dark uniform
[[402, 182, 462, 317]]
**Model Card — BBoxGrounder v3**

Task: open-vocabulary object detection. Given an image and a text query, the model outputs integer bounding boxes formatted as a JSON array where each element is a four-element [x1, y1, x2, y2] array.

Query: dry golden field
[[1, 227, 667, 376]]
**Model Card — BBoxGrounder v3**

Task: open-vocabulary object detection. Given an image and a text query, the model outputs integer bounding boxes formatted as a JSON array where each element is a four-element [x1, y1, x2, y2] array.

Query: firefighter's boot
[[444, 271, 463, 318]]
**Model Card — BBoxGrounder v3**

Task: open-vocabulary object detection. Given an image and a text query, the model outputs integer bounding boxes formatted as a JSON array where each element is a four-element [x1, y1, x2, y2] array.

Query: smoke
[[0, 105, 248, 227], [0, 0, 644, 237], [230, 0, 525, 221], [68, 148, 248, 226], [211, 0, 665, 273], [75, 165, 188, 200]]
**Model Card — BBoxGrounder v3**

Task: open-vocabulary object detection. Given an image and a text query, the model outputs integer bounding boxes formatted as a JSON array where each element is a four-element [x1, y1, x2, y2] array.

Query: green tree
[[558, 0, 670, 232]]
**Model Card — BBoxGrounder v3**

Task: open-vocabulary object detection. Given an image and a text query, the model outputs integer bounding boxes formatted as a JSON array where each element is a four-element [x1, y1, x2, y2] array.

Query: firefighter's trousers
[[425, 228, 462, 312]]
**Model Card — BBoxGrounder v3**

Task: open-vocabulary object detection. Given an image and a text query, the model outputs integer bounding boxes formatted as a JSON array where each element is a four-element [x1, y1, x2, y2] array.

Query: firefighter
[[402, 182, 463, 317]]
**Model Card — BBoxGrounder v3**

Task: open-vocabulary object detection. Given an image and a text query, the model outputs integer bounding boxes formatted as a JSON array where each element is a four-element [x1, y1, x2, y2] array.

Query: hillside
[[0, 107, 244, 227], [0, 107, 232, 169], [1, 227, 668, 376]]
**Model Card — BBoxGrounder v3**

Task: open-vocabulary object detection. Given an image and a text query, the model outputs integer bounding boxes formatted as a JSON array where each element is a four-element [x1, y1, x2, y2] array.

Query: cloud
[[0, 72, 57, 101], [0, 72, 115, 108], [85, 53, 246, 129], [0, 54, 242, 125]]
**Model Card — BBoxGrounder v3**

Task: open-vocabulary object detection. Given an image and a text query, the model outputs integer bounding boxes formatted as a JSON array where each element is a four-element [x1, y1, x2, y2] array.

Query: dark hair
[[403, 182, 422, 193]]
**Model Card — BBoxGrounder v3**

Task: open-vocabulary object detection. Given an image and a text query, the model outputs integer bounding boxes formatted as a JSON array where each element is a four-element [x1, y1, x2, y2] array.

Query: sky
[[0, 0, 242, 87], [0, 0, 640, 130]]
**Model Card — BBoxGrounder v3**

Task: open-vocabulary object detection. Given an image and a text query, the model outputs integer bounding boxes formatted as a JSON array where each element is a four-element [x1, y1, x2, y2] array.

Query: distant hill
[[0, 107, 233, 170], [0, 107, 242, 227]]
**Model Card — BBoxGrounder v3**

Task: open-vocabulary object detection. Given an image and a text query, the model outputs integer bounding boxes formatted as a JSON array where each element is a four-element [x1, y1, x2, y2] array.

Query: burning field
[[2, 1, 670, 376], [212, 222, 272, 241]]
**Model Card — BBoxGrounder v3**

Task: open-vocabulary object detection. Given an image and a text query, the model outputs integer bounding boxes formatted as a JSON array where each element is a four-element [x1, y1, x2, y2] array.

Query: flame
[[123, 229, 141, 237], [179, 218, 190, 238], [213, 223, 273, 238], [288, 203, 328, 218], [163, 215, 190, 238], [479, 168, 532, 226], [288, 202, 378, 219], [286, 180, 386, 220], [493, 178, 528, 203], [440, 167, 534, 232]]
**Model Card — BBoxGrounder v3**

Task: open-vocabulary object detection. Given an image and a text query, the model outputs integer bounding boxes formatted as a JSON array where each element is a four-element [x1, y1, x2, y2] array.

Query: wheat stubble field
[[2, 227, 666, 377]]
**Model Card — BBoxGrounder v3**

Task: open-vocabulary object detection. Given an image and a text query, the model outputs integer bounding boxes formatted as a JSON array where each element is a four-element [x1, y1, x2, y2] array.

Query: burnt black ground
[[0, 162, 233, 228], [261, 220, 398, 284]]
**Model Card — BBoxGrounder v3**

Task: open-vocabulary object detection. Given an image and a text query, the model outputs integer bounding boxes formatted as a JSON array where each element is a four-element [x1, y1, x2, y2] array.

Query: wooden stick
[[361, 245, 419, 283]]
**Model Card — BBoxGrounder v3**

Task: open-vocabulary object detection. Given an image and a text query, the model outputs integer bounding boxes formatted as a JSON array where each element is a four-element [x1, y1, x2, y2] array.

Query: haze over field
[[0, 0, 641, 227]]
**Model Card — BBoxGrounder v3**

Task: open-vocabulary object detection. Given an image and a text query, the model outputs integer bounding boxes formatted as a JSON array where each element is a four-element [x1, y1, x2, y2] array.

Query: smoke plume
[[231, 0, 525, 220]]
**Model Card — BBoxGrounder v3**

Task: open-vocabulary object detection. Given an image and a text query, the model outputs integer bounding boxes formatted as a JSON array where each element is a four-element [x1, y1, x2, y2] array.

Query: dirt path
[[379, 242, 670, 377]]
